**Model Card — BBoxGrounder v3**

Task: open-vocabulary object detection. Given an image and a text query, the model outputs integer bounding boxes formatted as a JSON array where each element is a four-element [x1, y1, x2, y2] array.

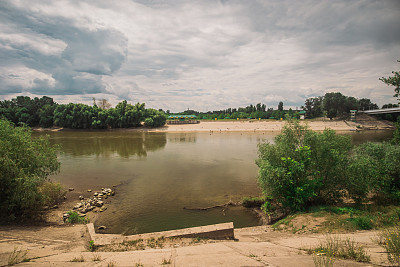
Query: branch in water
[[183, 200, 239, 210]]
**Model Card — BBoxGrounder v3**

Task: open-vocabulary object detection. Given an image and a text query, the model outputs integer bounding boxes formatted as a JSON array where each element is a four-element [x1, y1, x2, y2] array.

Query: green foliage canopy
[[257, 121, 352, 210], [257, 121, 400, 212], [380, 61, 400, 103], [0, 119, 60, 220]]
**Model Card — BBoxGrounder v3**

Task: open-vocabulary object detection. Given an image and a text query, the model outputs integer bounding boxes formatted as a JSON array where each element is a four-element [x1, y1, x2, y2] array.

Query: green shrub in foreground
[[0, 119, 60, 221], [257, 120, 400, 212], [349, 142, 400, 204], [257, 121, 352, 211], [379, 226, 400, 266]]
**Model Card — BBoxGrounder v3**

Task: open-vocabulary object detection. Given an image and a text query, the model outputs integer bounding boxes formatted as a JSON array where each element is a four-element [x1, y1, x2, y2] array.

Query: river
[[36, 130, 393, 234]]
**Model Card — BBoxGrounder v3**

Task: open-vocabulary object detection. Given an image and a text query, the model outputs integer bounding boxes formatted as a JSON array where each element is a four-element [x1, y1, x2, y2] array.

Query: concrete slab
[[87, 222, 235, 246]]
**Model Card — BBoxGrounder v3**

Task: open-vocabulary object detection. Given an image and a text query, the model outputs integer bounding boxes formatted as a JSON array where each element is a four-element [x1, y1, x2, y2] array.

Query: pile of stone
[[63, 187, 115, 222]]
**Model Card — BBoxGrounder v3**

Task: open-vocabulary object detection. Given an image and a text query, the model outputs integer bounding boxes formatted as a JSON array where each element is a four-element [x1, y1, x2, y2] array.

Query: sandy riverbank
[[32, 115, 394, 133], [152, 117, 394, 133]]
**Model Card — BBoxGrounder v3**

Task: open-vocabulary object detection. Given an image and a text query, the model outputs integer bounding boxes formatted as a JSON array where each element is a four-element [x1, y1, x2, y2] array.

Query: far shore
[[33, 118, 395, 133]]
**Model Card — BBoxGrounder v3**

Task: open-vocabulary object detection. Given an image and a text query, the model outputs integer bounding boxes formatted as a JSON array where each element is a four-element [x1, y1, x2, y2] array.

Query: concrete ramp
[[87, 222, 235, 246]]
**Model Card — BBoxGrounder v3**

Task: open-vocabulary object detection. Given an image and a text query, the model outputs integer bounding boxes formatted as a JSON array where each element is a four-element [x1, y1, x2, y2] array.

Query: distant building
[[167, 115, 199, 124], [298, 110, 306, 120]]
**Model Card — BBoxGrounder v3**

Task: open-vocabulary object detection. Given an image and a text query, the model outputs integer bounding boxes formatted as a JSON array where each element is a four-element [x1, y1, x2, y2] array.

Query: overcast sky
[[0, 0, 399, 112]]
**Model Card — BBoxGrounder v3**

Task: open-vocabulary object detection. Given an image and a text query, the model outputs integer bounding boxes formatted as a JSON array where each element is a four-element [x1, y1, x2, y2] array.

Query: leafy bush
[[257, 120, 400, 212], [261, 201, 274, 214], [0, 119, 60, 221], [349, 216, 373, 230], [65, 211, 88, 224], [38, 181, 65, 206], [258, 145, 321, 211], [350, 142, 400, 204], [257, 121, 351, 211], [392, 122, 400, 145], [379, 226, 400, 266]]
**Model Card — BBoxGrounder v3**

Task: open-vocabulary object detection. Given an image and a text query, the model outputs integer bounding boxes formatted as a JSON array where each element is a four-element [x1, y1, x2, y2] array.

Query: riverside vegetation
[[254, 120, 400, 265], [0, 118, 63, 222], [0, 97, 166, 129], [256, 120, 400, 214]]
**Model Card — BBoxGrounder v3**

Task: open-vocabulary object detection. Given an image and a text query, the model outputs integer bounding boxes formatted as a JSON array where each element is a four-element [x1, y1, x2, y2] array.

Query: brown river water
[[35, 130, 393, 234]]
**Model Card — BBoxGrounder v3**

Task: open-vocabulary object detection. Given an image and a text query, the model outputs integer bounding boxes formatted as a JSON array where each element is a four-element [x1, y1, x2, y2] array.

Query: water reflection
[[341, 130, 394, 145], [168, 132, 197, 143], [41, 131, 167, 158]]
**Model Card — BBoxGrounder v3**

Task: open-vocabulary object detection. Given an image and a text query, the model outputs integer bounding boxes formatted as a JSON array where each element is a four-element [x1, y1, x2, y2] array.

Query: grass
[[378, 225, 400, 266], [70, 255, 85, 262], [7, 247, 29, 266], [309, 235, 370, 263], [117, 236, 167, 251], [92, 253, 101, 261], [272, 205, 400, 233], [66, 211, 88, 224], [124, 238, 146, 250], [107, 260, 117, 267], [88, 240, 95, 251], [312, 251, 335, 267], [161, 257, 172, 265], [190, 236, 210, 244], [271, 215, 296, 231], [147, 237, 166, 248]]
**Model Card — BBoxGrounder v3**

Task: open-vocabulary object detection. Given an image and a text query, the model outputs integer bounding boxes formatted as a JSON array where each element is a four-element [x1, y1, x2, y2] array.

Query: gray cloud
[[0, 1, 128, 95], [0, 0, 399, 111]]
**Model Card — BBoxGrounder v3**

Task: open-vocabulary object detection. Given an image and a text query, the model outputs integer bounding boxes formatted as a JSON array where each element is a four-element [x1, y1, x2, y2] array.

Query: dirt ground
[[0, 222, 392, 266]]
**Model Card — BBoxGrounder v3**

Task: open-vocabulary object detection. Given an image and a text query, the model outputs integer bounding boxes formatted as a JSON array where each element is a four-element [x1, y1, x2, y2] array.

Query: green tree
[[0, 119, 61, 220], [323, 92, 347, 119], [144, 109, 167, 127], [359, 98, 378, 111], [303, 97, 323, 118], [38, 104, 56, 127], [380, 61, 400, 103], [278, 101, 284, 111]]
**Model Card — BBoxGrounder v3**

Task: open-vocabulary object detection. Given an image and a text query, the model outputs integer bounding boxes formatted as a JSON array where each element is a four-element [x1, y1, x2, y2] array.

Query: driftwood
[[183, 200, 240, 216], [183, 200, 289, 224], [183, 200, 239, 210]]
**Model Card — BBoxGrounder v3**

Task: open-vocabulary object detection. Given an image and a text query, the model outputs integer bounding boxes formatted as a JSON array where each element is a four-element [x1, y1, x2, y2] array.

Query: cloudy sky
[[0, 0, 399, 112]]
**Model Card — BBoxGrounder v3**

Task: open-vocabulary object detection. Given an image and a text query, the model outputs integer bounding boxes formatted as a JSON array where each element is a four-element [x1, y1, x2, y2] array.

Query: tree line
[[179, 101, 299, 120], [0, 96, 167, 128], [302, 92, 379, 119], [177, 93, 380, 120], [0, 92, 395, 127]]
